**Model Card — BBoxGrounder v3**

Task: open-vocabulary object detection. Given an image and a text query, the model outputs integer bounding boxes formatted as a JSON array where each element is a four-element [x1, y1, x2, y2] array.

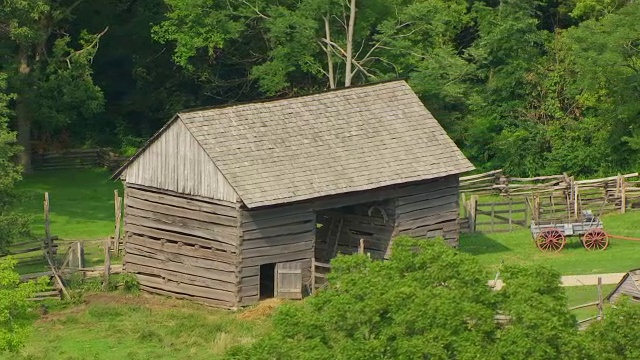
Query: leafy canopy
[[226, 237, 588, 360]]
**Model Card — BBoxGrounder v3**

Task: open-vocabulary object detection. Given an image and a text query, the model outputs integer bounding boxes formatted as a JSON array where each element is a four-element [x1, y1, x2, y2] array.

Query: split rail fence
[[32, 148, 128, 172], [459, 170, 640, 233]]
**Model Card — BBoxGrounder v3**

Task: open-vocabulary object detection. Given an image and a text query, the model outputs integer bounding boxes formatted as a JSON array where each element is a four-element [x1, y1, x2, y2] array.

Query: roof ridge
[[178, 78, 408, 115]]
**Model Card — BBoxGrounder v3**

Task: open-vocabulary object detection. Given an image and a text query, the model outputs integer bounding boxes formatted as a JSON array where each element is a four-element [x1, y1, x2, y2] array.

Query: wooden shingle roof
[[179, 80, 473, 207], [116, 80, 474, 208]]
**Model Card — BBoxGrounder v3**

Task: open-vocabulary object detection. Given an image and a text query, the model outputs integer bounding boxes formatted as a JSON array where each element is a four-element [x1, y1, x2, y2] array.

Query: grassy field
[[10, 168, 123, 274], [15, 168, 122, 240], [0, 293, 274, 360], [564, 284, 617, 321], [460, 210, 640, 275]]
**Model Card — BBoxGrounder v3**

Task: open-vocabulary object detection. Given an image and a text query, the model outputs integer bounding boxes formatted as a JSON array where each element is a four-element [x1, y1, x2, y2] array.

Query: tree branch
[[240, 0, 269, 19], [65, 26, 109, 68]]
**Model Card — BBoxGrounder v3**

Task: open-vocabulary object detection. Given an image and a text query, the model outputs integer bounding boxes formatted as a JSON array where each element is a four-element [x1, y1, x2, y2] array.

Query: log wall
[[123, 183, 242, 309], [239, 206, 315, 306], [393, 175, 460, 246]]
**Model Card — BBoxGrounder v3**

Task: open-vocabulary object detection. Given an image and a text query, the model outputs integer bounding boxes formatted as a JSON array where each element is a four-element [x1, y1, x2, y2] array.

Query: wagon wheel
[[582, 229, 609, 251], [535, 228, 566, 252]]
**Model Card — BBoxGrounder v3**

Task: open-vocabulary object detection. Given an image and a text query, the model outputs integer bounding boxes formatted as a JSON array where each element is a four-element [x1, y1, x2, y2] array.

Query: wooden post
[[359, 238, 364, 254], [620, 176, 626, 214], [114, 190, 122, 255], [77, 241, 85, 269], [461, 193, 467, 219], [597, 276, 603, 320], [508, 201, 513, 231], [103, 240, 111, 291], [311, 257, 316, 293], [44, 192, 51, 257], [470, 195, 478, 232], [490, 202, 495, 232], [574, 184, 580, 219]]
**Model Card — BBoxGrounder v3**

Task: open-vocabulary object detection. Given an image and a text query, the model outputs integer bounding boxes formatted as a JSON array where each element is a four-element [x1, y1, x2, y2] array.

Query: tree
[[0, 0, 106, 170], [0, 73, 27, 254], [225, 237, 584, 360], [583, 299, 640, 360], [0, 257, 47, 353], [154, 0, 471, 96]]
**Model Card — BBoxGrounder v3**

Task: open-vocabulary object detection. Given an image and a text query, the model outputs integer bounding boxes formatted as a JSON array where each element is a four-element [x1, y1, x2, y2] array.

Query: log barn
[[113, 80, 474, 309], [607, 269, 640, 303]]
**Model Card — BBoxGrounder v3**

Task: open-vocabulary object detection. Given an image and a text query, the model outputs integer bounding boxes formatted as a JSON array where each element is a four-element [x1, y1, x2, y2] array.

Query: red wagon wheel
[[535, 228, 566, 252], [582, 229, 609, 251]]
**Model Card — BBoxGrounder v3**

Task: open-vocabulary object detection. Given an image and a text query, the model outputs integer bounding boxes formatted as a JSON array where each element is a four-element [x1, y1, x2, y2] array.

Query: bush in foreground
[[227, 237, 638, 360]]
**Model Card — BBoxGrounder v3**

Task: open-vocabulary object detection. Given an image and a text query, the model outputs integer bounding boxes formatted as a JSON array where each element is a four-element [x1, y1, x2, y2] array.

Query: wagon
[[530, 212, 609, 252]]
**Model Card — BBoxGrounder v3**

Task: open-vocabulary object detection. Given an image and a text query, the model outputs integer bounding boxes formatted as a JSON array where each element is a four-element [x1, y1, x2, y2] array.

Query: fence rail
[[459, 170, 640, 233], [31, 148, 128, 171]]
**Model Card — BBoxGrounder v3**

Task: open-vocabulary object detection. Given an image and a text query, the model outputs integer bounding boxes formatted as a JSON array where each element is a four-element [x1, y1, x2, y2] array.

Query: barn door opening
[[275, 261, 303, 299], [259, 263, 276, 299]]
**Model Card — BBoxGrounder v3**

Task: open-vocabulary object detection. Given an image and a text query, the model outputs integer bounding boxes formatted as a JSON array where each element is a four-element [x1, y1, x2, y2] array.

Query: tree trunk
[[16, 49, 32, 173], [344, 0, 357, 87], [323, 16, 336, 89]]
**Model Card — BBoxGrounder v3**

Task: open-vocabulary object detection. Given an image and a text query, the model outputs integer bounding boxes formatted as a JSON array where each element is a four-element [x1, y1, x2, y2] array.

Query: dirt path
[[489, 272, 625, 290]]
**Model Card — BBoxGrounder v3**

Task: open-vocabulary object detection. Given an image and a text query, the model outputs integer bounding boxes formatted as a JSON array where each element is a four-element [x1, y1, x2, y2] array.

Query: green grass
[[460, 211, 640, 275], [564, 284, 617, 321], [9, 168, 123, 275], [15, 168, 123, 240], [1, 293, 273, 360]]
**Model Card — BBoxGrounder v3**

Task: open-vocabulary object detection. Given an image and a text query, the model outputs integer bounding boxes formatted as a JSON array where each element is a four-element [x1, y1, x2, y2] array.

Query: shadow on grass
[[459, 231, 511, 255]]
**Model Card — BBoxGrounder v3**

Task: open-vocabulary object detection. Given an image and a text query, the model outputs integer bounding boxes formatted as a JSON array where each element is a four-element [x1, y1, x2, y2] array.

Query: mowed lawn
[[15, 168, 122, 240], [460, 211, 640, 275]]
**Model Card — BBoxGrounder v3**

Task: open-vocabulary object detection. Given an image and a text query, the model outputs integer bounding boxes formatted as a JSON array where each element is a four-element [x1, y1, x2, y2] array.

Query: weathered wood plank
[[242, 232, 314, 250], [241, 211, 315, 231], [139, 285, 236, 309], [127, 185, 238, 217], [243, 221, 314, 240], [396, 199, 458, 222], [126, 223, 237, 253], [397, 211, 459, 232], [241, 265, 260, 278], [126, 242, 237, 272], [127, 196, 237, 227], [126, 263, 238, 292], [240, 294, 260, 306], [397, 219, 459, 237], [242, 275, 260, 287], [243, 241, 313, 259], [125, 253, 237, 284], [136, 273, 236, 303], [396, 185, 459, 207], [127, 207, 236, 236], [128, 235, 237, 264], [127, 214, 238, 247], [241, 249, 312, 268]]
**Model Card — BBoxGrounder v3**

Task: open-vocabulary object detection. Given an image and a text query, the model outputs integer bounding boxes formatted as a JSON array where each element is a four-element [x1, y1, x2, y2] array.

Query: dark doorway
[[259, 263, 276, 299]]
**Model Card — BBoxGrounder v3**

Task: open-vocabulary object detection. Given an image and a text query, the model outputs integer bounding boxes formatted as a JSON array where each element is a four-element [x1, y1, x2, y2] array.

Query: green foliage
[[0, 257, 47, 353], [583, 299, 640, 359], [226, 237, 586, 360], [0, 74, 28, 253]]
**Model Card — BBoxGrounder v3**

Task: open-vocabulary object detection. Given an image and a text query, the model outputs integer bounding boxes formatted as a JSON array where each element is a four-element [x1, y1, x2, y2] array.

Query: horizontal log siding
[[239, 207, 315, 306], [123, 119, 238, 202], [393, 175, 461, 247], [124, 184, 242, 309]]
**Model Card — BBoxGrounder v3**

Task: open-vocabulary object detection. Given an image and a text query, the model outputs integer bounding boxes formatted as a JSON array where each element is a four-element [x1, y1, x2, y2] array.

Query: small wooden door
[[275, 261, 303, 299]]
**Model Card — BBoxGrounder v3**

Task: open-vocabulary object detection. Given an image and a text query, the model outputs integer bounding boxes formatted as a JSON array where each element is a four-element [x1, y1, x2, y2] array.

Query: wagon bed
[[530, 215, 608, 252]]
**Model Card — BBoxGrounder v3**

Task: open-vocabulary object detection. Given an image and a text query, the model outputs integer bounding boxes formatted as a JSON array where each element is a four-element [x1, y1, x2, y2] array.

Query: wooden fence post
[[103, 240, 111, 291], [508, 201, 513, 231], [490, 203, 495, 232], [359, 238, 365, 254], [311, 257, 316, 293], [44, 192, 52, 257], [597, 276, 603, 320], [470, 195, 478, 232], [574, 184, 580, 218], [620, 176, 626, 214], [461, 192, 467, 219], [114, 190, 122, 255]]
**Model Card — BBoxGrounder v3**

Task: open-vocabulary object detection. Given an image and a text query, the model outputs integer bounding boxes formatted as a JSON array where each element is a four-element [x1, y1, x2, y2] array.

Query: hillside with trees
[[0, 0, 638, 177]]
